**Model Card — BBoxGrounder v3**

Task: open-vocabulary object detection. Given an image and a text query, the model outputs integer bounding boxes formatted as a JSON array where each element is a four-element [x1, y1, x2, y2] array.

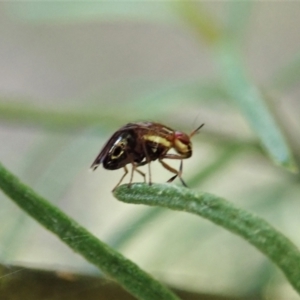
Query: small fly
[[91, 122, 204, 190]]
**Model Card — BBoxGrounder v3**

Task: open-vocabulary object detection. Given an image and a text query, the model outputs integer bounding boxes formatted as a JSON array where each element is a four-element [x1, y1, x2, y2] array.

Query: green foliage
[[0, 163, 180, 300], [114, 183, 300, 294], [1, 2, 300, 299]]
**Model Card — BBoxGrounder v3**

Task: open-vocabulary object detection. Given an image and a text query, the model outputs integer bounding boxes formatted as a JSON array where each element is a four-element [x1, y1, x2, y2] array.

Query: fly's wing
[[91, 134, 116, 170], [91, 129, 128, 170], [90, 123, 140, 170]]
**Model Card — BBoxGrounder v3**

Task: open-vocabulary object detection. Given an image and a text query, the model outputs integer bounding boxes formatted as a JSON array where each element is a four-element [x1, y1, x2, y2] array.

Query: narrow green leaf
[[114, 183, 300, 295], [109, 144, 241, 250], [173, 1, 297, 172], [173, 1, 222, 45], [0, 163, 180, 300], [0, 79, 228, 131], [215, 40, 297, 172], [0, 102, 127, 130]]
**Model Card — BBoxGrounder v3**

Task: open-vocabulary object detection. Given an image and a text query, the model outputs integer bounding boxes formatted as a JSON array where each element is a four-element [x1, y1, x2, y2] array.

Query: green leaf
[[0, 101, 126, 130], [173, 1, 222, 44], [109, 144, 241, 250], [173, 1, 297, 172], [215, 40, 297, 172], [0, 162, 180, 300], [114, 183, 300, 295]]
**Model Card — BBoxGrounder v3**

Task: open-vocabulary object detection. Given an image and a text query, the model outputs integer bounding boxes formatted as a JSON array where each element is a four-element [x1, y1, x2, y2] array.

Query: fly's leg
[[128, 163, 146, 187], [141, 142, 152, 185], [159, 159, 187, 187], [112, 165, 128, 191], [135, 167, 146, 183]]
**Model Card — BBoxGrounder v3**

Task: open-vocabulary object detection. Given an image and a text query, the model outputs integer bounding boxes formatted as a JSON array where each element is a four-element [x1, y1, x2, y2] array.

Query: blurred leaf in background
[[1, 1, 300, 299]]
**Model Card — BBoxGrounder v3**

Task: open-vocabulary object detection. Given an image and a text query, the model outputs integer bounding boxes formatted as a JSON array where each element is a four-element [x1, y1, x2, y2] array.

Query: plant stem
[[114, 183, 300, 295], [0, 163, 180, 300]]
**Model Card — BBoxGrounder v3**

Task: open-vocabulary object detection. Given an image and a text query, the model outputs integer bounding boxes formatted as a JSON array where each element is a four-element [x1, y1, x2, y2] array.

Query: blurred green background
[[1, 2, 300, 299]]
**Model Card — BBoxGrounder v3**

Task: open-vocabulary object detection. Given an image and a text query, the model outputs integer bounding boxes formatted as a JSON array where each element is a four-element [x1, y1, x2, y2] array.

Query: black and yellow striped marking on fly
[[91, 122, 204, 191]]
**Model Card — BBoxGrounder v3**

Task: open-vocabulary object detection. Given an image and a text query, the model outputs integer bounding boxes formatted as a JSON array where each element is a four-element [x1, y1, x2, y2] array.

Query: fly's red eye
[[174, 131, 190, 144]]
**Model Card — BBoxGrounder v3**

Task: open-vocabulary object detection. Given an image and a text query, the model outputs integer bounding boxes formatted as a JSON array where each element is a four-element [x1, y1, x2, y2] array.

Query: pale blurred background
[[1, 2, 300, 299]]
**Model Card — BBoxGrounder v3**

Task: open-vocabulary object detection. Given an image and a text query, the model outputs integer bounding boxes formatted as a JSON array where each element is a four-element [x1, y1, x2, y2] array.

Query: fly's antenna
[[189, 123, 204, 138]]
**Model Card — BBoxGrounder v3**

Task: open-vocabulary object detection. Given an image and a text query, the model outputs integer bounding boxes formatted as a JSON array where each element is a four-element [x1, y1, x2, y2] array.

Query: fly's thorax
[[142, 134, 172, 148], [173, 131, 192, 157]]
